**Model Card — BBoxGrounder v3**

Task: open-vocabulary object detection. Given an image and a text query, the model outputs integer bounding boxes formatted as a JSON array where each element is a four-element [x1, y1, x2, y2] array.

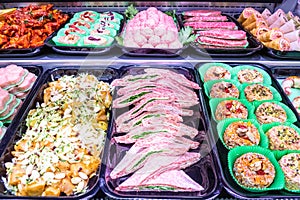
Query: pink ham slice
[[0, 96, 16, 118], [114, 122, 198, 144], [279, 19, 296, 34], [116, 112, 183, 133], [183, 10, 222, 17], [184, 16, 228, 22], [197, 30, 247, 40], [184, 22, 237, 30], [8, 73, 36, 94], [261, 8, 272, 20], [116, 170, 204, 192], [4, 65, 27, 88], [110, 134, 199, 179], [116, 153, 202, 192], [266, 9, 285, 26], [143, 68, 200, 89], [197, 36, 248, 47], [0, 88, 10, 111]]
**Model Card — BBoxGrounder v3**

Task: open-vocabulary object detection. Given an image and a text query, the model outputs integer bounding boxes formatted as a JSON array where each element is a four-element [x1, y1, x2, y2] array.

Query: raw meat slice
[[185, 16, 228, 22], [116, 112, 183, 133], [197, 30, 246, 40], [183, 10, 222, 17], [197, 36, 248, 47], [143, 68, 200, 89], [114, 122, 198, 144], [116, 170, 204, 192], [116, 152, 201, 191], [113, 87, 198, 108], [110, 134, 199, 179], [184, 22, 237, 30]]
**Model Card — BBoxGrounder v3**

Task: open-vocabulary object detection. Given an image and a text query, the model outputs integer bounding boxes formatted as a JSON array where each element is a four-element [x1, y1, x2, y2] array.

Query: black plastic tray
[[0, 66, 119, 199], [264, 48, 300, 60], [118, 11, 187, 57], [196, 62, 300, 199], [0, 65, 43, 137], [45, 11, 124, 56], [182, 14, 263, 57], [100, 63, 222, 199], [272, 66, 300, 117]]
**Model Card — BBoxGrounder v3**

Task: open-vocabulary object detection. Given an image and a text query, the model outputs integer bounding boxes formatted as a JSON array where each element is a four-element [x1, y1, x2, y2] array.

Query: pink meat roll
[[284, 30, 300, 43], [290, 39, 300, 51], [262, 8, 272, 20], [0, 96, 16, 118], [269, 14, 288, 29], [267, 9, 285, 26], [279, 19, 296, 34]]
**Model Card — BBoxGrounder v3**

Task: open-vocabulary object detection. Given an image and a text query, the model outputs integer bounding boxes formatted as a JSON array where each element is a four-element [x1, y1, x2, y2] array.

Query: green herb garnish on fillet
[[120, 91, 151, 104]]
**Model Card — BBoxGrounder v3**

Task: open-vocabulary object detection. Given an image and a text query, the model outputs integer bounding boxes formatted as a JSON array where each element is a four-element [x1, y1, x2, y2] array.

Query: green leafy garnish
[[120, 91, 151, 104], [165, 10, 177, 24], [179, 26, 197, 45], [125, 4, 138, 20], [132, 150, 164, 169], [132, 130, 167, 139], [115, 36, 123, 46]]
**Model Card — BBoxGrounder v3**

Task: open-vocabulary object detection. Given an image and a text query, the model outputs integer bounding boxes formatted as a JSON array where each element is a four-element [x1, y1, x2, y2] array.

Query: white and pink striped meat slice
[[185, 16, 228, 22], [114, 122, 198, 144], [115, 102, 194, 126], [143, 68, 200, 89], [0, 88, 10, 111], [111, 73, 162, 86], [117, 170, 204, 192], [184, 21, 237, 30], [116, 112, 183, 133], [197, 30, 247, 40], [116, 77, 198, 99], [110, 134, 199, 179], [113, 86, 198, 108], [116, 152, 202, 191], [197, 36, 248, 47], [183, 10, 222, 17]]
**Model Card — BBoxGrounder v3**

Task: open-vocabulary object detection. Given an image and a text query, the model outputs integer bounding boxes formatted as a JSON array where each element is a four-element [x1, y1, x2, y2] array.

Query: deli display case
[[0, 0, 299, 199]]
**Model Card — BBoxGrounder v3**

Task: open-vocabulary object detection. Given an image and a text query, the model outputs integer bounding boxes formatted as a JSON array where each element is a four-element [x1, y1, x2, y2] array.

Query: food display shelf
[[0, 1, 299, 199]]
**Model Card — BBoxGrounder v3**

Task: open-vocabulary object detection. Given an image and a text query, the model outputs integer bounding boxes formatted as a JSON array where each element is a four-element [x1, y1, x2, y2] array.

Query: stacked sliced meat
[[0, 64, 37, 125], [183, 10, 248, 48], [123, 7, 183, 49], [110, 68, 204, 192], [238, 7, 298, 51]]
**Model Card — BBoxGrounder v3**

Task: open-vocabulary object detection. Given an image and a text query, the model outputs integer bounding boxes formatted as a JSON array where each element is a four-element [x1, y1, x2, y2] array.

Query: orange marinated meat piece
[[0, 4, 68, 49]]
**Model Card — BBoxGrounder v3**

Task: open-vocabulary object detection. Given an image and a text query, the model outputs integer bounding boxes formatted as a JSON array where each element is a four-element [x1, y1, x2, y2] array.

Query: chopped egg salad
[[3, 73, 112, 196]]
